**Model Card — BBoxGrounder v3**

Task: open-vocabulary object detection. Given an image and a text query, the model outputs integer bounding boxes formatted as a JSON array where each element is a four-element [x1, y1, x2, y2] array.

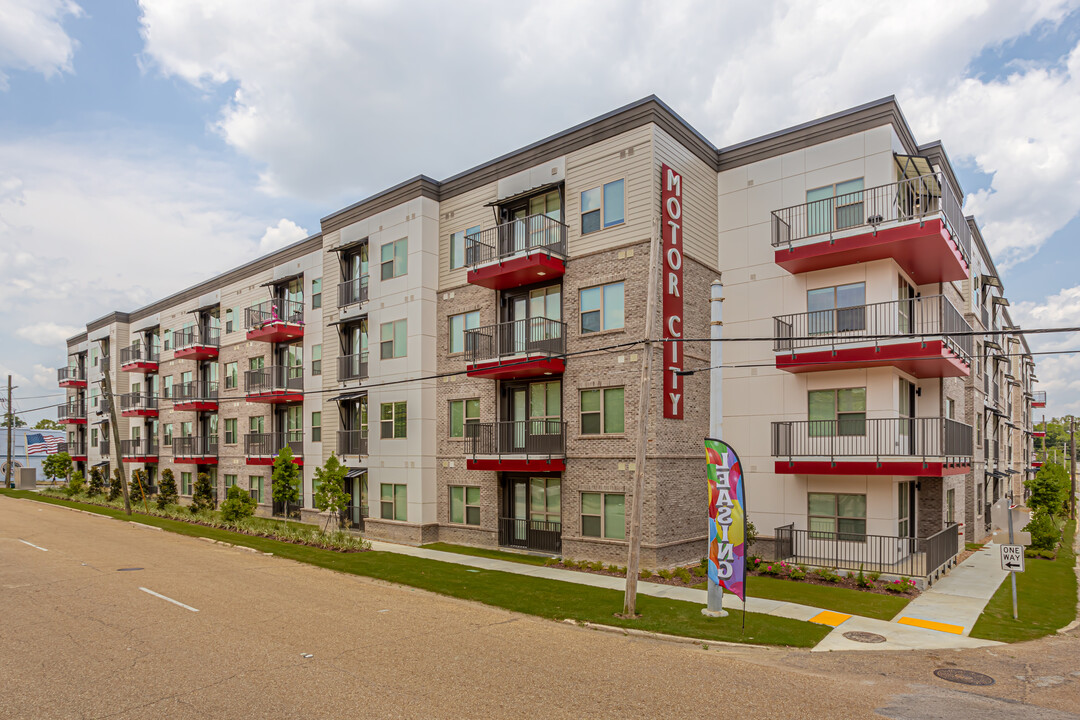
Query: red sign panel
[[661, 163, 683, 419]]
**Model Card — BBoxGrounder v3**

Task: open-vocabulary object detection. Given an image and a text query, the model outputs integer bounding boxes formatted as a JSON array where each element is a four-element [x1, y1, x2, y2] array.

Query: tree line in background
[[1033, 417, 1076, 464], [1023, 460, 1074, 553]]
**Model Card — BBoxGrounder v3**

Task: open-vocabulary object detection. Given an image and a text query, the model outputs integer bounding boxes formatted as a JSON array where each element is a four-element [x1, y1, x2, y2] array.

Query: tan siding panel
[[653, 125, 720, 270]]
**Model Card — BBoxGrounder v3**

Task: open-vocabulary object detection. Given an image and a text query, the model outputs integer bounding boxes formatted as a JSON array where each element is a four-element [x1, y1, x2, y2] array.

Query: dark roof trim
[[321, 176, 441, 236], [327, 316, 365, 328], [330, 237, 369, 253], [345, 467, 366, 478], [330, 390, 367, 402], [259, 270, 303, 288], [86, 311, 131, 333], [66, 332, 88, 346]]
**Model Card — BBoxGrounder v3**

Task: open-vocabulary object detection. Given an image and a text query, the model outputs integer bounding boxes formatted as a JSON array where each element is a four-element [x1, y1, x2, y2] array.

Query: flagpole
[[704, 279, 727, 617]]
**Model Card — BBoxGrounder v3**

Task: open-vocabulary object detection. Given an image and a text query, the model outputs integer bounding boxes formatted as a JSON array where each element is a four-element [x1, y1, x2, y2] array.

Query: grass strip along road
[[2, 490, 829, 647], [970, 519, 1078, 643]]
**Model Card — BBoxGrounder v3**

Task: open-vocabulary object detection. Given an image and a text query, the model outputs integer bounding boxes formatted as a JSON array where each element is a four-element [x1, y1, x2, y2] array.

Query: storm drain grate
[[843, 631, 886, 644], [934, 669, 995, 686], [116, 568, 144, 572]]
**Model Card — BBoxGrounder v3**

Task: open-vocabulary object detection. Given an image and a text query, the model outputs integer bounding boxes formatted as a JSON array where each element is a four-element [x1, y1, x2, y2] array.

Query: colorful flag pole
[[703, 438, 747, 621]]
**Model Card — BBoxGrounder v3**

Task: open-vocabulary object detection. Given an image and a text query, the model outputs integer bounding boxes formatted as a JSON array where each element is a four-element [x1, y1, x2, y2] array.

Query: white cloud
[[1011, 287, 1080, 419], [258, 218, 308, 255], [0, 0, 83, 90], [15, 322, 81, 346]]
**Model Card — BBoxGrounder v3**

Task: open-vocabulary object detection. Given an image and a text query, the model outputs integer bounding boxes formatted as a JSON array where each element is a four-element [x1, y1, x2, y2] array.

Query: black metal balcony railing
[[465, 420, 566, 458], [119, 392, 158, 413], [175, 380, 219, 404], [341, 503, 369, 529], [57, 367, 84, 383], [173, 435, 218, 459], [172, 327, 221, 351], [992, 381, 1000, 406], [245, 431, 303, 458], [245, 366, 303, 395], [57, 440, 86, 457], [58, 402, 86, 421], [245, 298, 304, 330], [337, 276, 370, 308], [464, 318, 566, 364], [120, 344, 160, 365], [464, 213, 568, 269], [981, 304, 990, 330], [99, 437, 109, 455], [337, 430, 368, 456], [770, 172, 971, 263], [771, 417, 973, 459], [498, 518, 562, 553], [774, 295, 972, 363], [1033, 390, 1046, 405], [338, 353, 369, 382], [121, 438, 159, 458]]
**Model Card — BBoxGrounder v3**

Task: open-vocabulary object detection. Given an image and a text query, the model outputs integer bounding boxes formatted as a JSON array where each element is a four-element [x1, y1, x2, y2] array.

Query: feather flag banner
[[705, 438, 746, 601]]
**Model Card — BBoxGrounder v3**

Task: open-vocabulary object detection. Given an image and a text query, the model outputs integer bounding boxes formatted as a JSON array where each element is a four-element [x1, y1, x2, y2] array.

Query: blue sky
[[2, 0, 1080, 423]]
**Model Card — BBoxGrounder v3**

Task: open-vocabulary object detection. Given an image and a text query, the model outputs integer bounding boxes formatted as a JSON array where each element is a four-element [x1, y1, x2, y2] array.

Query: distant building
[[0, 428, 66, 483]]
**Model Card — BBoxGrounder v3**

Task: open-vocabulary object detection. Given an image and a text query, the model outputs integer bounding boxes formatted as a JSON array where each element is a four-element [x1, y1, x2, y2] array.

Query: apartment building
[[58, 95, 1038, 569]]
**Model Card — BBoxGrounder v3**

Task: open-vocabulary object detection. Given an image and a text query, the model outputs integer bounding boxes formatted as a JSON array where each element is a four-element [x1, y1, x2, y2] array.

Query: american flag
[[26, 433, 62, 455]]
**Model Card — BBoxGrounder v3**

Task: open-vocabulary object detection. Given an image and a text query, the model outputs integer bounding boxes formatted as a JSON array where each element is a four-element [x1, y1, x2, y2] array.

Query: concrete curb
[[128, 522, 162, 532], [563, 619, 772, 650]]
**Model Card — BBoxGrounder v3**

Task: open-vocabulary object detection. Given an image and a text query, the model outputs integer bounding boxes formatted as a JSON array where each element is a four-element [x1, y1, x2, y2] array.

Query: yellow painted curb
[[809, 610, 852, 627], [897, 617, 964, 634]]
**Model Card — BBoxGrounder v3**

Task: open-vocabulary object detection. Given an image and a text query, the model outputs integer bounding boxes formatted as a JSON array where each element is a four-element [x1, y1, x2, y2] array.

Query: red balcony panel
[[173, 400, 218, 412], [246, 456, 303, 466], [1032, 431, 1046, 438], [122, 454, 158, 463], [467, 458, 566, 472], [466, 357, 565, 380], [1032, 460, 1043, 468], [246, 323, 305, 343], [467, 254, 566, 291], [59, 417, 86, 425], [71, 454, 87, 462], [173, 456, 218, 465], [774, 460, 971, 477], [245, 390, 304, 404], [776, 341, 970, 378], [120, 360, 158, 374], [58, 378, 88, 389], [775, 219, 968, 284], [173, 345, 219, 361], [121, 408, 159, 418]]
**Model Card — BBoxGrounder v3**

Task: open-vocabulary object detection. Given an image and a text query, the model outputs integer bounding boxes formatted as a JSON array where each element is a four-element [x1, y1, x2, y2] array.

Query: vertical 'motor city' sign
[[662, 163, 683, 419]]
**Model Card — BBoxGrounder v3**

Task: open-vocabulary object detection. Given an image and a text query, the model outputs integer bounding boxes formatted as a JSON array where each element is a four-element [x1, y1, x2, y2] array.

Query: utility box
[[17, 467, 36, 490]]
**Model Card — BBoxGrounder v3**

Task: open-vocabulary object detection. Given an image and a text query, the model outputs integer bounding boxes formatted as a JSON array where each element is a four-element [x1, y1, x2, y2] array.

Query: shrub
[[220, 485, 257, 523], [760, 563, 780, 576], [657, 568, 673, 580], [856, 564, 874, 588], [1025, 548, 1057, 560], [156, 469, 178, 510], [639, 569, 653, 580], [789, 564, 808, 580], [691, 564, 707, 578], [745, 519, 758, 549], [272, 446, 301, 517], [868, 571, 881, 583], [588, 560, 605, 572], [129, 469, 151, 505], [543, 558, 560, 567], [107, 469, 123, 502], [814, 568, 841, 583], [699, 556, 709, 571], [312, 453, 350, 531], [748, 556, 763, 571], [606, 564, 621, 574], [42, 452, 72, 483], [1025, 462, 1070, 517], [87, 468, 104, 497], [64, 471, 85, 497], [884, 576, 917, 594], [674, 567, 693, 583], [1025, 508, 1061, 552], [189, 472, 215, 514]]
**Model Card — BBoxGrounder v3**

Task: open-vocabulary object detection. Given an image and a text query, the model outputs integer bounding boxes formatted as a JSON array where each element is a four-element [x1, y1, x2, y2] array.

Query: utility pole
[[623, 195, 662, 618], [4, 375, 12, 489], [101, 360, 131, 515]]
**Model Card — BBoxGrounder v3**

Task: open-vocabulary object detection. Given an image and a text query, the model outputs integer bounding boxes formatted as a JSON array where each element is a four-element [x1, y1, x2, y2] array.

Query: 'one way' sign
[[1000, 544, 1025, 573]]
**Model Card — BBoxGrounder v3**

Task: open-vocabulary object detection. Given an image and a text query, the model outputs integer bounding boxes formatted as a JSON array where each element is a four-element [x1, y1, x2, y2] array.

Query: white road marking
[[139, 587, 199, 612], [18, 539, 48, 552]]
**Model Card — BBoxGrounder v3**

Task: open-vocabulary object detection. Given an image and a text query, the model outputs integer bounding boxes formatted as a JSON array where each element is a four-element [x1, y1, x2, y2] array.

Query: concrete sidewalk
[[368, 540, 1003, 652]]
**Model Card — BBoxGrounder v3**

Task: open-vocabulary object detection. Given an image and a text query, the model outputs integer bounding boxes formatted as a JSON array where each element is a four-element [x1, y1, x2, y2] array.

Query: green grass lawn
[[965, 542, 986, 552], [970, 519, 1077, 643], [421, 542, 553, 566], [690, 575, 912, 620], [2, 490, 829, 647]]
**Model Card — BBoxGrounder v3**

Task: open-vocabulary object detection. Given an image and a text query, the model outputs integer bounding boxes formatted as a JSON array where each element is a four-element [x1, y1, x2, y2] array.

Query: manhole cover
[[843, 631, 886, 644], [116, 567, 143, 572], [934, 669, 995, 686]]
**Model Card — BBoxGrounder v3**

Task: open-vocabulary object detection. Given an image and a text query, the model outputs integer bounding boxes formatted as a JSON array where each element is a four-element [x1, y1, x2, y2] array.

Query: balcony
[[246, 298, 304, 343], [465, 420, 566, 472], [121, 438, 159, 463], [245, 366, 303, 404], [119, 392, 158, 418], [99, 438, 109, 456], [57, 441, 87, 461], [771, 173, 970, 283], [172, 328, 220, 360], [464, 318, 566, 379], [1032, 390, 1046, 408], [57, 367, 87, 389], [465, 214, 568, 290], [119, 345, 159, 374], [245, 431, 303, 466], [498, 518, 562, 554], [337, 430, 368, 457], [173, 381, 219, 412], [172, 436, 218, 464], [338, 353, 369, 382], [774, 295, 972, 377], [58, 401, 86, 425], [337, 276, 369, 308], [771, 417, 972, 476]]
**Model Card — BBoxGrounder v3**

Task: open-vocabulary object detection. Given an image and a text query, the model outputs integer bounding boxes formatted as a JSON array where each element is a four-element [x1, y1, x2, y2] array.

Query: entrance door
[[898, 279, 916, 335], [898, 379, 915, 455], [510, 388, 527, 451], [512, 478, 527, 542]]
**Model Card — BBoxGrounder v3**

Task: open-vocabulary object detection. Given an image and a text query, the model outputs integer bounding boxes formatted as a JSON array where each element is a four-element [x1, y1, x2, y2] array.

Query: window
[[380, 238, 408, 280], [580, 387, 625, 435], [808, 388, 866, 437], [581, 492, 625, 539], [91, 428, 98, 447], [380, 319, 407, 359], [381, 483, 407, 521], [250, 477, 264, 503], [381, 402, 407, 439], [450, 486, 481, 525], [947, 488, 956, 524], [224, 362, 238, 390], [448, 311, 480, 355], [311, 278, 322, 309], [225, 308, 235, 334], [806, 178, 864, 234], [224, 418, 237, 445], [91, 347, 99, 367], [807, 283, 866, 334], [163, 376, 173, 399], [581, 179, 625, 234], [311, 344, 322, 376], [449, 398, 480, 438], [90, 387, 99, 408], [580, 282, 624, 334], [530, 477, 560, 525], [180, 421, 192, 438], [250, 416, 265, 434], [163, 424, 173, 447], [249, 356, 265, 372], [449, 225, 481, 270], [163, 332, 171, 351], [808, 492, 866, 539], [311, 412, 322, 442], [946, 397, 956, 420], [180, 472, 193, 496]]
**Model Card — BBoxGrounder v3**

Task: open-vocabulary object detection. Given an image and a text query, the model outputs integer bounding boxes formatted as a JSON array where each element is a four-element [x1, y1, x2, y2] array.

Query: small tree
[[190, 472, 215, 513], [157, 468, 178, 510], [64, 470, 85, 497], [129, 468, 152, 506], [107, 469, 123, 502], [42, 452, 72, 483], [220, 485, 257, 523], [1024, 508, 1061, 552], [87, 467, 105, 497], [1026, 462, 1070, 517], [1, 413, 26, 428], [272, 446, 300, 520], [32, 419, 63, 430], [313, 453, 350, 532]]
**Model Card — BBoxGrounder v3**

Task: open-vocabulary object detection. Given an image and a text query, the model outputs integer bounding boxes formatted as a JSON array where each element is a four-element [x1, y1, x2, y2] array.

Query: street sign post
[[1000, 544, 1025, 573]]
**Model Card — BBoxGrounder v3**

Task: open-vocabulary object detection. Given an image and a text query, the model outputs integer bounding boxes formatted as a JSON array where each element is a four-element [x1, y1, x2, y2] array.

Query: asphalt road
[[1, 495, 1077, 719]]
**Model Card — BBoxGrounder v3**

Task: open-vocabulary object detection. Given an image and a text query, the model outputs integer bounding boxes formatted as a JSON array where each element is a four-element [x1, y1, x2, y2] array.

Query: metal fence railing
[[1032, 390, 1047, 405], [337, 276, 369, 308], [464, 213, 568, 269], [465, 420, 566, 458], [245, 298, 304, 330], [58, 401, 86, 422], [770, 172, 971, 264], [172, 326, 220, 351], [119, 392, 158, 414], [464, 318, 566, 364], [340, 503, 369, 529], [771, 417, 973, 459], [338, 353, 369, 382], [121, 438, 159, 458], [120, 344, 160, 366], [244, 365, 303, 395], [174, 381, 218, 404], [57, 441, 86, 457], [172, 435, 217, 460], [337, 430, 368, 456], [57, 367, 84, 383], [245, 431, 303, 459], [498, 517, 562, 553]]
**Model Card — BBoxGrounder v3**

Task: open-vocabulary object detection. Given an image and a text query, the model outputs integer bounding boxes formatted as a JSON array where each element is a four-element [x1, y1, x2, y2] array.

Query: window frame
[[380, 401, 407, 439], [224, 362, 238, 390], [311, 278, 322, 309], [808, 492, 866, 540], [448, 311, 480, 355], [224, 418, 237, 445], [311, 411, 322, 442], [580, 491, 626, 539], [449, 485, 481, 526], [808, 387, 866, 437], [311, 344, 322, 376], [380, 238, 408, 280], [449, 225, 482, 270], [180, 472, 193, 496], [380, 483, 408, 521], [579, 281, 625, 334], [380, 319, 407, 360], [579, 387, 625, 435], [580, 178, 626, 235], [448, 398, 480, 439]]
